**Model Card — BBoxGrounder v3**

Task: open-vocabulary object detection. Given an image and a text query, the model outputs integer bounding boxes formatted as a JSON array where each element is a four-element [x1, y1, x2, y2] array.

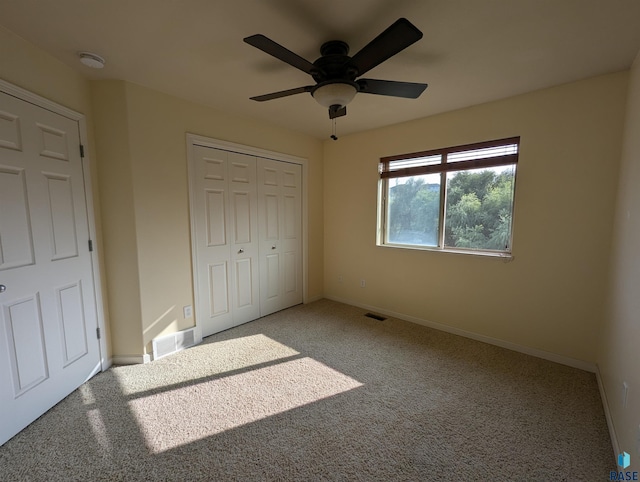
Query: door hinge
[[79, 144, 85, 158], [88, 239, 93, 252], [96, 327, 101, 339]]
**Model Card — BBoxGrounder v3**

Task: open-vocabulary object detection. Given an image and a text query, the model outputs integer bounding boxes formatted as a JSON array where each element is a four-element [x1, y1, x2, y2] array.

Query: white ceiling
[[1, 0, 640, 140]]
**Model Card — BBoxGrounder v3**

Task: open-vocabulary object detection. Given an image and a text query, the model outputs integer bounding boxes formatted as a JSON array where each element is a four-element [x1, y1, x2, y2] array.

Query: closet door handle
[[238, 248, 244, 254], [0, 285, 6, 293], [271, 245, 276, 250]]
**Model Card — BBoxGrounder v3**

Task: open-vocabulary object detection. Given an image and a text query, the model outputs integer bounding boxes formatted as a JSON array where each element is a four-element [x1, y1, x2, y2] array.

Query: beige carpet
[[0, 299, 613, 480]]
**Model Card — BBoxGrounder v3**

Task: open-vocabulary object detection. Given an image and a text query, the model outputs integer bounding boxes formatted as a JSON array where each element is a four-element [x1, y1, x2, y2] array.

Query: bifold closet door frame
[[187, 134, 308, 343]]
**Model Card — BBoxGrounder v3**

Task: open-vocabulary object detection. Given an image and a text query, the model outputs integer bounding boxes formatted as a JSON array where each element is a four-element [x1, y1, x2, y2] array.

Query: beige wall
[[323, 72, 628, 365], [92, 80, 324, 357], [90, 81, 142, 357], [0, 25, 90, 114], [599, 52, 640, 469]]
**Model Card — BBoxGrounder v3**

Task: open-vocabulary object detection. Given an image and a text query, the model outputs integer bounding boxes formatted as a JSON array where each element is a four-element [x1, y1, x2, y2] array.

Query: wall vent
[[365, 312, 387, 321], [152, 328, 197, 361]]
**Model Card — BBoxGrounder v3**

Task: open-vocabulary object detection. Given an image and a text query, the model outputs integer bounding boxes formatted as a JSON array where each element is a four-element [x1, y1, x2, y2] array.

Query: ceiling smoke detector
[[78, 52, 105, 69]]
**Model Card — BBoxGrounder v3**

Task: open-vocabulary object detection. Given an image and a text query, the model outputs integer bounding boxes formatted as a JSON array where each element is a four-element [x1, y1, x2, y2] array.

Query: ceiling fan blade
[[250, 86, 313, 102], [357, 79, 428, 98], [244, 34, 316, 75], [350, 18, 423, 77], [329, 105, 347, 119]]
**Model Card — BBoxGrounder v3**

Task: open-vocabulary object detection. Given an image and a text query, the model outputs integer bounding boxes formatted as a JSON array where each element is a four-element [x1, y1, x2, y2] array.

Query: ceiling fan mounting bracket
[[320, 40, 349, 56]]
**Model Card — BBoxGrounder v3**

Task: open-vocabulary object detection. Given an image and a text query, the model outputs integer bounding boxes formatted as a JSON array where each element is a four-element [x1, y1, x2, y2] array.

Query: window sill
[[377, 242, 514, 261]]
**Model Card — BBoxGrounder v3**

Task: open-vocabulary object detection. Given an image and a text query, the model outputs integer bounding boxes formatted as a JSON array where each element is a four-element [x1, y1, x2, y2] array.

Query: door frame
[[0, 78, 109, 372], [186, 133, 308, 343]]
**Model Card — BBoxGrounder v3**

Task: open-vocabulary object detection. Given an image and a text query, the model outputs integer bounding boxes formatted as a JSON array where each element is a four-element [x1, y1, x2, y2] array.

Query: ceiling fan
[[244, 18, 428, 119]]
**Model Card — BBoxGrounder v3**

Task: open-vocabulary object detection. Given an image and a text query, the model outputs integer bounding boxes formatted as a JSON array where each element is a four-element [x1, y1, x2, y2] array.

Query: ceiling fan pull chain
[[331, 118, 338, 141]]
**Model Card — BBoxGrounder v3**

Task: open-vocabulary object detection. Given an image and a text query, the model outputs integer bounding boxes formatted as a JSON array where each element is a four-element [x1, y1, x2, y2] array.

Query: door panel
[[283, 194, 296, 239], [266, 254, 279, 299], [264, 193, 279, 239], [208, 262, 229, 317], [232, 192, 251, 244], [57, 281, 88, 366], [280, 163, 302, 308], [284, 252, 297, 294], [0, 91, 101, 446], [36, 123, 69, 161], [205, 190, 226, 246], [204, 158, 224, 180], [0, 167, 35, 269], [228, 152, 259, 325], [230, 161, 252, 183], [235, 258, 253, 308], [257, 158, 302, 316], [262, 166, 278, 186], [45, 174, 78, 260], [194, 147, 233, 334], [4, 294, 49, 395], [192, 147, 259, 337], [0, 110, 22, 150]]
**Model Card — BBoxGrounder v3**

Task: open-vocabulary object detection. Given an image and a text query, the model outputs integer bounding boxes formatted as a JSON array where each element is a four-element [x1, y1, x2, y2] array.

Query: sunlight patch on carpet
[[127, 357, 363, 453], [79, 383, 97, 405], [86, 408, 112, 455], [114, 334, 301, 396]]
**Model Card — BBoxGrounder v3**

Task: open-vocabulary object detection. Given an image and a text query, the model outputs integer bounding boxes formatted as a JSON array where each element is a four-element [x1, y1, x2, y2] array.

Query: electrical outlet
[[183, 305, 193, 318], [360, 279, 366, 288]]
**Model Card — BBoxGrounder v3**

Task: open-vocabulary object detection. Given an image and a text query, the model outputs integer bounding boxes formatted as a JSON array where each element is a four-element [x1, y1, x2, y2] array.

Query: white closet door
[[192, 146, 259, 338], [0, 91, 101, 445], [228, 152, 260, 326], [257, 158, 302, 316]]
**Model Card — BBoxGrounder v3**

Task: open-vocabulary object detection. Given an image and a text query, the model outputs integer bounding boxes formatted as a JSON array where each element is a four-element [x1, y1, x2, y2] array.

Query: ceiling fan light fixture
[[312, 82, 357, 108]]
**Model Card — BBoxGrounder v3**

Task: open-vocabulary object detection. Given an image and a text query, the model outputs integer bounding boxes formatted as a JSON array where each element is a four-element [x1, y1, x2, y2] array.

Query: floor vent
[[365, 312, 387, 321], [152, 328, 197, 361]]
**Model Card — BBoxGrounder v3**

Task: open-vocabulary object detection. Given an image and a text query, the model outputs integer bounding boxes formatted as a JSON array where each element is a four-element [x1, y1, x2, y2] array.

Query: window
[[378, 137, 519, 255]]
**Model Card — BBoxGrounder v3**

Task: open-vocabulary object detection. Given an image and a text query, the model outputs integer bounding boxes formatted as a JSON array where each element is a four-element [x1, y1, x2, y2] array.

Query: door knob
[[271, 245, 276, 250], [0, 285, 6, 293], [238, 248, 244, 254]]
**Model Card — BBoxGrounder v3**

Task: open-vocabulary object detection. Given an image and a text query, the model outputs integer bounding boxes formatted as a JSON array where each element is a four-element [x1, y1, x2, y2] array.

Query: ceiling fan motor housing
[[312, 40, 358, 83]]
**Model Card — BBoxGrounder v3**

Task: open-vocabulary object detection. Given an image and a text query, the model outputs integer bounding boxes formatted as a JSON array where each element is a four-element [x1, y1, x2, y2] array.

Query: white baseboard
[[325, 296, 596, 373], [112, 354, 151, 365], [596, 364, 619, 459]]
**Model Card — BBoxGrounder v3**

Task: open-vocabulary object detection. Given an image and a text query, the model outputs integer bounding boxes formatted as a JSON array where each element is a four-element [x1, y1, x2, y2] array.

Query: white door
[[257, 158, 303, 316], [0, 91, 101, 445], [191, 146, 260, 337]]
